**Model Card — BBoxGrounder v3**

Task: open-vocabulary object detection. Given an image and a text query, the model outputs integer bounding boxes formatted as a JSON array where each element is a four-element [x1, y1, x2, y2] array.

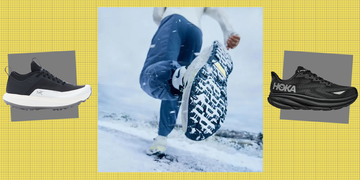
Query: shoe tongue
[[31, 61, 42, 72], [296, 66, 308, 73]]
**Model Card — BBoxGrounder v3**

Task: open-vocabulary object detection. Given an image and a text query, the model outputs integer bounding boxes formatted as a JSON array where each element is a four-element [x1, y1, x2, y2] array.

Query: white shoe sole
[[3, 85, 91, 110], [146, 146, 166, 155], [181, 44, 214, 133]]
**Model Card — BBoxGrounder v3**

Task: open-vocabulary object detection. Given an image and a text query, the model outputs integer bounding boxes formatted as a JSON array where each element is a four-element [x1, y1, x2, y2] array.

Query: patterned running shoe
[[180, 41, 233, 141]]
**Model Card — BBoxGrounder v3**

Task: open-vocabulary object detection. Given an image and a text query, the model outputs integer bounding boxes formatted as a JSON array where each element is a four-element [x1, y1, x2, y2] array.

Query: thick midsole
[[269, 92, 358, 107], [3, 86, 91, 107], [181, 53, 209, 132]]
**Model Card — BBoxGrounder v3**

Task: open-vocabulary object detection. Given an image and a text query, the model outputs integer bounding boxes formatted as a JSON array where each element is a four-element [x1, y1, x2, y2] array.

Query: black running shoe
[[268, 66, 358, 110], [3, 60, 91, 110]]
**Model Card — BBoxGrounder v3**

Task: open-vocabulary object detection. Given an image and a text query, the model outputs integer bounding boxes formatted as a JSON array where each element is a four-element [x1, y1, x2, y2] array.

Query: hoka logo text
[[273, 82, 296, 93]]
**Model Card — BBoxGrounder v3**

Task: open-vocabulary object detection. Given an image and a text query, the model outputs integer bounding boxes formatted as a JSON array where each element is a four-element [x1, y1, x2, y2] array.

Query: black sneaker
[[268, 66, 358, 110], [3, 60, 91, 110]]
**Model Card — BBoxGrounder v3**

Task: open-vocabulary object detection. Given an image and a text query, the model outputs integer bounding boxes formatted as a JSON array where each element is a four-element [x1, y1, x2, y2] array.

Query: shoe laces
[[302, 70, 331, 86], [36, 69, 66, 85]]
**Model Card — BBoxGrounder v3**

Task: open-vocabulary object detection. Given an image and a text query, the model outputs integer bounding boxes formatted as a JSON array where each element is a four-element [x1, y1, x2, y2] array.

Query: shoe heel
[[211, 41, 233, 77]]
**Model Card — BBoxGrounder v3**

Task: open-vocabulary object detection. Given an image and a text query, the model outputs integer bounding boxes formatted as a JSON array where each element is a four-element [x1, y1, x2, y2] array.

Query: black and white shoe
[[180, 41, 233, 141], [268, 66, 358, 110], [3, 60, 91, 110], [171, 66, 187, 91]]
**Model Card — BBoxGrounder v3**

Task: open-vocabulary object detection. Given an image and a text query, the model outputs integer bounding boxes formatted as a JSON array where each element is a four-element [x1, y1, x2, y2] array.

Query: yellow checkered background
[[0, 0, 359, 179]]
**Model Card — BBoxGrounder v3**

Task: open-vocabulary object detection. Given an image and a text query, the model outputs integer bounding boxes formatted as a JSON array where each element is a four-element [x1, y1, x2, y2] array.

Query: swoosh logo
[[175, 69, 181, 78]]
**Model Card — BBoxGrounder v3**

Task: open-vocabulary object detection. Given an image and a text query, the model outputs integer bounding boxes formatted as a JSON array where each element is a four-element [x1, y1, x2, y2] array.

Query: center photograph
[[97, 7, 263, 172]]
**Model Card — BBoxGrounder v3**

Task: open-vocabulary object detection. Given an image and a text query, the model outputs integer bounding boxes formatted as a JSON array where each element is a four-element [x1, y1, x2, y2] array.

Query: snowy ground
[[98, 110, 263, 172]]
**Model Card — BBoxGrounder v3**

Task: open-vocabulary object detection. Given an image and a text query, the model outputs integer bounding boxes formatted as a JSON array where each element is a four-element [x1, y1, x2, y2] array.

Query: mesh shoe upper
[[270, 66, 357, 99], [6, 61, 84, 95]]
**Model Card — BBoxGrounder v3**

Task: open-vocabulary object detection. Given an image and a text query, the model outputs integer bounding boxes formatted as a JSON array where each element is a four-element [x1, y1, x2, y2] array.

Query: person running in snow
[[139, 7, 240, 155]]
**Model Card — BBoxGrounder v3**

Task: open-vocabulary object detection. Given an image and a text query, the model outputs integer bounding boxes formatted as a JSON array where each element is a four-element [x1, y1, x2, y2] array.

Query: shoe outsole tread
[[185, 41, 233, 141]]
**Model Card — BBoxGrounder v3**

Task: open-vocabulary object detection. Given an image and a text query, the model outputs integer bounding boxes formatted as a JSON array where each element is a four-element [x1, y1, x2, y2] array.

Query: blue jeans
[[139, 14, 202, 137]]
